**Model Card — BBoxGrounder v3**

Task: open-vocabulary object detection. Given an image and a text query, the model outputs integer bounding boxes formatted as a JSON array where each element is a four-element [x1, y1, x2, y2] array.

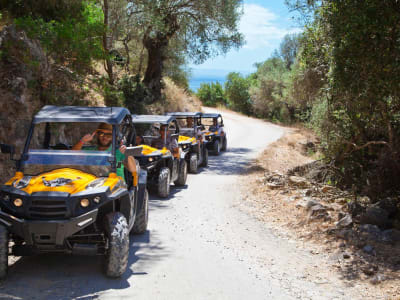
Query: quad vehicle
[[166, 112, 208, 174], [131, 115, 187, 198], [200, 113, 227, 155], [0, 105, 149, 279]]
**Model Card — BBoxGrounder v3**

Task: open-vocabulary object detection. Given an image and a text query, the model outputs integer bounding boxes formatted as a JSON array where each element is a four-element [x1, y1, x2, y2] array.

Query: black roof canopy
[[166, 112, 202, 118], [201, 113, 222, 118], [131, 114, 175, 125], [33, 105, 130, 124]]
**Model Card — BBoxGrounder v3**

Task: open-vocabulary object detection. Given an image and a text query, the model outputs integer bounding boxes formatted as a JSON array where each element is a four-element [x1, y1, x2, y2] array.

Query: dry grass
[[163, 78, 202, 112], [240, 128, 400, 299]]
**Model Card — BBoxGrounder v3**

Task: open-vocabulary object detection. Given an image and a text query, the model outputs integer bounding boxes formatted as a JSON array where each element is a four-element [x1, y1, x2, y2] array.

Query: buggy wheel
[[103, 212, 129, 278], [132, 189, 149, 234], [200, 148, 208, 167], [188, 153, 198, 174], [221, 136, 227, 151], [157, 167, 170, 198], [0, 225, 8, 279], [213, 140, 221, 155], [174, 160, 187, 186]]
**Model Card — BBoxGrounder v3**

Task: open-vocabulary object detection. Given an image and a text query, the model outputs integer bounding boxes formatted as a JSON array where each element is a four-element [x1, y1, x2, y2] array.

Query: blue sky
[[189, 0, 301, 88]]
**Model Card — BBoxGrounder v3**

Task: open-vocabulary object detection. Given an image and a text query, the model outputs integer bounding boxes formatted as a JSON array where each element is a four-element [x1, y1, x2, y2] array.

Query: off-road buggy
[[131, 115, 187, 198], [200, 113, 227, 155], [0, 105, 149, 279], [166, 112, 208, 174]]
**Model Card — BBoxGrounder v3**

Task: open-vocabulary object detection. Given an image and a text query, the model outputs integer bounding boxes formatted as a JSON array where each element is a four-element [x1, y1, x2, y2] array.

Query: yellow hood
[[6, 168, 98, 195]]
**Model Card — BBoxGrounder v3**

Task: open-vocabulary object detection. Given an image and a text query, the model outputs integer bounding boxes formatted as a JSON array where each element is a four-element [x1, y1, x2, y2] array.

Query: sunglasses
[[97, 131, 112, 138]]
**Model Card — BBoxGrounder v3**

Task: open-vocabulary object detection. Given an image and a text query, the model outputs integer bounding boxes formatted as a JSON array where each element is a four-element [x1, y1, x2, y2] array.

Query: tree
[[279, 33, 301, 70], [224, 72, 251, 114], [127, 0, 244, 101]]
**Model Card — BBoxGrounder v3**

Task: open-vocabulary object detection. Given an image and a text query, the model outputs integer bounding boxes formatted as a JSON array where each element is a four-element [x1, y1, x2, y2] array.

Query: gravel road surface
[[0, 108, 364, 300]]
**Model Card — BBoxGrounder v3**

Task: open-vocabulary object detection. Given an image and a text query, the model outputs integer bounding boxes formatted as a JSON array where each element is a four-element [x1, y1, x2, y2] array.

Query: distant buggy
[[131, 115, 187, 198], [0, 106, 149, 278], [200, 113, 227, 155], [166, 112, 208, 174]]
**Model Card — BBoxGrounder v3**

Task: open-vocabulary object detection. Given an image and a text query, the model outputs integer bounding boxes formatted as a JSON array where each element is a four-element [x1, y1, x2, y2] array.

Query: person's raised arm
[[72, 132, 95, 150]]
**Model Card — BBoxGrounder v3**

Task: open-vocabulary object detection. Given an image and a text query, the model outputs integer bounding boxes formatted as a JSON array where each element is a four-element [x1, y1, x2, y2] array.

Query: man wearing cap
[[72, 123, 127, 178]]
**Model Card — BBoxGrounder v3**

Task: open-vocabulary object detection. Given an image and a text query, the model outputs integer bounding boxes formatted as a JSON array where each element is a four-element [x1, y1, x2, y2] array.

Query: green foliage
[[289, 0, 400, 195], [224, 72, 252, 114], [279, 33, 301, 70], [14, 1, 104, 71], [196, 82, 227, 107], [120, 75, 151, 114]]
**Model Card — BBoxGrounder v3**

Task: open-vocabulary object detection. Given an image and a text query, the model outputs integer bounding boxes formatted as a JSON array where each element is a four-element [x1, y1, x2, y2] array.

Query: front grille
[[28, 198, 69, 219]]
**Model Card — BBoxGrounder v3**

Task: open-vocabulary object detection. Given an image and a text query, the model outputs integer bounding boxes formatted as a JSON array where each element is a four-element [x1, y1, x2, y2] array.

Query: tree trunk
[[103, 0, 114, 85], [143, 33, 169, 102]]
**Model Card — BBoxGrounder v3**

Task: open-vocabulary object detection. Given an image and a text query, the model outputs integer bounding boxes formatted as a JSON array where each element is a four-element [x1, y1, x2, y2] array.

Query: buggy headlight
[[148, 157, 154, 162], [13, 198, 23, 207], [80, 198, 90, 208]]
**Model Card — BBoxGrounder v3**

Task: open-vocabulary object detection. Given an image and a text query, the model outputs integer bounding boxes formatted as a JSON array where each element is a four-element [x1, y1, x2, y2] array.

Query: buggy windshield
[[23, 122, 115, 177]]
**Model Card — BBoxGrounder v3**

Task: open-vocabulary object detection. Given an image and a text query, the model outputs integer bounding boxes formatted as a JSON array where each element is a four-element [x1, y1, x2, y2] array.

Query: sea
[[188, 68, 252, 92], [189, 75, 227, 92]]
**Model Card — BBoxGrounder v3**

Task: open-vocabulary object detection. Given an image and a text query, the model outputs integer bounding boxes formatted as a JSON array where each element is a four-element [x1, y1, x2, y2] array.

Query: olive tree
[[128, 0, 244, 101]]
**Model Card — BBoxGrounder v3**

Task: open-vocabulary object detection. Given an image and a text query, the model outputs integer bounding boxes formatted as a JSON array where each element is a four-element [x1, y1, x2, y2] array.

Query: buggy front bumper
[[0, 209, 98, 246]]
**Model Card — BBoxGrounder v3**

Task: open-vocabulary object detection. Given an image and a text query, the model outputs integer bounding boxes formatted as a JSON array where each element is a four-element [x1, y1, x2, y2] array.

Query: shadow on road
[[1, 229, 170, 299], [202, 147, 257, 176]]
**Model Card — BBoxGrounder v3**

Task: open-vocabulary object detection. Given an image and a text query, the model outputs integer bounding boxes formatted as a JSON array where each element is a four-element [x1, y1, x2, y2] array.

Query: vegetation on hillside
[[0, 0, 243, 110], [197, 0, 400, 200]]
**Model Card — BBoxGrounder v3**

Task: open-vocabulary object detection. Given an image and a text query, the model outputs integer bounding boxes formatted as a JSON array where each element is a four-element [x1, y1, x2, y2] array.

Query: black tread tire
[[188, 153, 198, 174], [103, 212, 129, 278], [157, 167, 170, 198], [213, 140, 221, 156], [200, 148, 208, 167], [0, 225, 8, 280], [132, 189, 149, 234], [174, 160, 187, 186], [221, 136, 227, 151]]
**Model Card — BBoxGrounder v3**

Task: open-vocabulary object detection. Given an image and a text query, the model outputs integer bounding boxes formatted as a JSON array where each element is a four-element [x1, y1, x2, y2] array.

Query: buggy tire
[[188, 153, 198, 174], [200, 148, 208, 167], [174, 160, 187, 186], [103, 212, 129, 278], [213, 140, 221, 155], [221, 136, 227, 151], [132, 189, 149, 234], [0, 225, 8, 279], [157, 167, 170, 198]]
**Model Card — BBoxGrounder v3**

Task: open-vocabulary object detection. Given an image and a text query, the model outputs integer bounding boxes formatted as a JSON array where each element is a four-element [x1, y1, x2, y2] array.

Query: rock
[[360, 207, 391, 229], [376, 197, 398, 217], [288, 176, 310, 188], [359, 224, 381, 241], [335, 214, 353, 228], [348, 200, 365, 217], [336, 228, 351, 240], [362, 245, 374, 254], [306, 199, 320, 210], [362, 265, 378, 276], [343, 252, 351, 259], [370, 274, 385, 285], [266, 182, 283, 189], [381, 229, 400, 244], [304, 189, 313, 196], [321, 185, 335, 193]]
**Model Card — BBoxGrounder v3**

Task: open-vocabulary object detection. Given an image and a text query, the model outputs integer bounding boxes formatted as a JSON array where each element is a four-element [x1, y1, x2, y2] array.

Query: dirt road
[[1, 108, 366, 299]]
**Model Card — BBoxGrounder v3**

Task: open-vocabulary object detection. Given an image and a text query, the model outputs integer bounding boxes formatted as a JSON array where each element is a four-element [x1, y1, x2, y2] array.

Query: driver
[[72, 123, 127, 178], [151, 124, 179, 158]]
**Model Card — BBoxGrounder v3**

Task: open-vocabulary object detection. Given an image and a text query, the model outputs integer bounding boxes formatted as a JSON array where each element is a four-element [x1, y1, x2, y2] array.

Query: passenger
[[151, 124, 179, 158], [72, 123, 126, 178]]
